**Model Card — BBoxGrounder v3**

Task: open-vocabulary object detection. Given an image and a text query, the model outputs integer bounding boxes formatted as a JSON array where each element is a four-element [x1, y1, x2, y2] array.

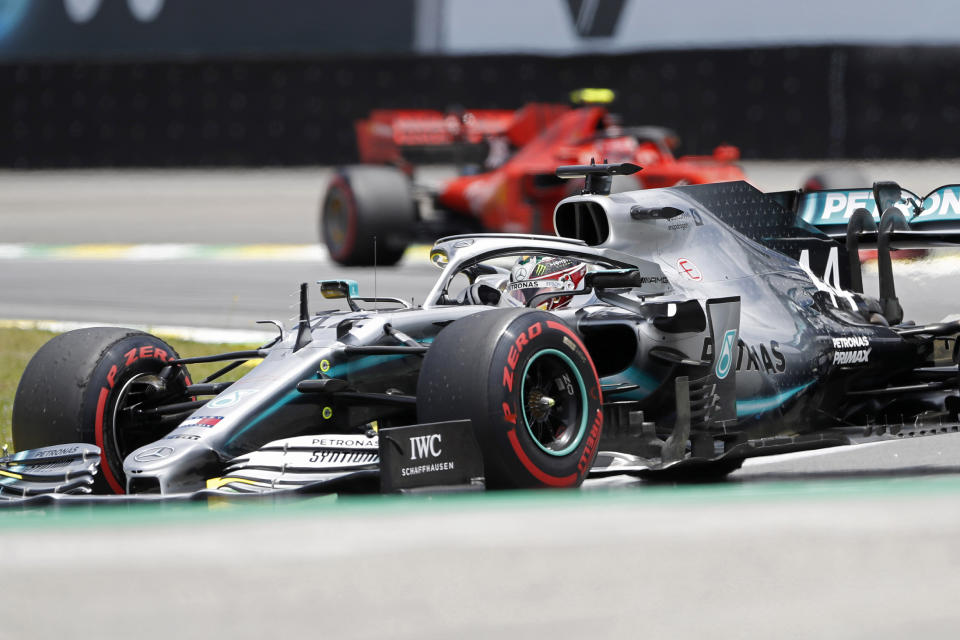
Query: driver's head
[[507, 256, 586, 310]]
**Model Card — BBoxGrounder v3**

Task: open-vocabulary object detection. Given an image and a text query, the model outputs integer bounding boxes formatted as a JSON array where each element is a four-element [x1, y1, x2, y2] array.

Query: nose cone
[[124, 440, 221, 493]]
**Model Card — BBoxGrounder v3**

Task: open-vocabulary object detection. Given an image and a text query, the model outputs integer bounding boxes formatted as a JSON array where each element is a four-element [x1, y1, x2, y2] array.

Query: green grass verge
[[0, 327, 259, 450]]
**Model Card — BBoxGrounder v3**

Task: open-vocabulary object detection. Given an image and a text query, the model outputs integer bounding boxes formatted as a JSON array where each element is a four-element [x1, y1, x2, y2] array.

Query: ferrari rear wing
[[354, 104, 571, 166], [793, 182, 960, 249], [355, 108, 517, 165]]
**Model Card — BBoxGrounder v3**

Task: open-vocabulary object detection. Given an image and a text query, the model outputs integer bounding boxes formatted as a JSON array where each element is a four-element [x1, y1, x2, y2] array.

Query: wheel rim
[[520, 349, 588, 456], [110, 373, 170, 470], [323, 186, 352, 256]]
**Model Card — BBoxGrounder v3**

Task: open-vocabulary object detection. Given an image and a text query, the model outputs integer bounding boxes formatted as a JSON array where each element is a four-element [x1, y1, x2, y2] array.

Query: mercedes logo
[[134, 446, 174, 462]]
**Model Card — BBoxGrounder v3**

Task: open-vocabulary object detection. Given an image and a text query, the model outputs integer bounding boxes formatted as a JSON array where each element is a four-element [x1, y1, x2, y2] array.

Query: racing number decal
[[799, 247, 857, 311]]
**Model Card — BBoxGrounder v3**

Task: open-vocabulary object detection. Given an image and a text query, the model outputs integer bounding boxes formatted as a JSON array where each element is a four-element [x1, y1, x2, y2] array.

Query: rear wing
[[676, 179, 959, 326], [789, 181, 960, 324], [796, 183, 960, 249], [355, 108, 517, 165]]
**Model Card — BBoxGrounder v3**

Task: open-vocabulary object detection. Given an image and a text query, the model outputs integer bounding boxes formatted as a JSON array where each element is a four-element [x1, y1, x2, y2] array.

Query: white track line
[[0, 243, 327, 261], [0, 318, 275, 345], [0, 243, 434, 262]]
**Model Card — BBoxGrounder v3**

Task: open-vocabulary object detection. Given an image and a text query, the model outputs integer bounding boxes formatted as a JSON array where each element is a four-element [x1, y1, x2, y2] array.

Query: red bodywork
[[355, 104, 746, 235]]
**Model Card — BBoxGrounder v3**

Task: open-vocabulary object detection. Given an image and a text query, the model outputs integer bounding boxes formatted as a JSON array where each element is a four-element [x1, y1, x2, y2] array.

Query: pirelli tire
[[12, 328, 189, 494], [417, 309, 603, 489], [320, 165, 416, 267]]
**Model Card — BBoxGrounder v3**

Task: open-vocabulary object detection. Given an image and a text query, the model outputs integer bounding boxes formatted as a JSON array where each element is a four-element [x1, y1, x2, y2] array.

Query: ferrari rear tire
[[320, 165, 416, 266], [417, 309, 603, 489], [12, 328, 189, 494]]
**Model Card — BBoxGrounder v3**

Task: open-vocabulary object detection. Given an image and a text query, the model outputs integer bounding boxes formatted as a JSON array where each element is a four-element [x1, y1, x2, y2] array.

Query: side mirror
[[319, 280, 360, 299], [629, 205, 684, 221], [585, 269, 646, 289], [585, 268, 672, 297]]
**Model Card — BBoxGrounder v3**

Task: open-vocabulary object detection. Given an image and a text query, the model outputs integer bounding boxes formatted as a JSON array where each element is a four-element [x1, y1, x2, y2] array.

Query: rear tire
[[320, 165, 416, 266], [417, 309, 603, 489], [12, 328, 189, 494]]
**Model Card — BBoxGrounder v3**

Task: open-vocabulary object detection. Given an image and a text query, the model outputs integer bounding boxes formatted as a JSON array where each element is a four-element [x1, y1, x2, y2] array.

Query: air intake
[[554, 200, 609, 245]]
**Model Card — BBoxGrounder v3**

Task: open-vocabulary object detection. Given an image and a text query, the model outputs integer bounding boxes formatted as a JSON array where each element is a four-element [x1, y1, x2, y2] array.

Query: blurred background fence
[[2, 0, 959, 167]]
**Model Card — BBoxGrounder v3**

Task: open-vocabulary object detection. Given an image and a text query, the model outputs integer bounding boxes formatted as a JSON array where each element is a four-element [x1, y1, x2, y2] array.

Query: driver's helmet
[[506, 255, 587, 310]]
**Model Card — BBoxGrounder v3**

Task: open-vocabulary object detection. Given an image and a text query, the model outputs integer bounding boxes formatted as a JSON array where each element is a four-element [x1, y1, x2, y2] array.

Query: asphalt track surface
[[3, 163, 960, 638], [3, 160, 960, 328]]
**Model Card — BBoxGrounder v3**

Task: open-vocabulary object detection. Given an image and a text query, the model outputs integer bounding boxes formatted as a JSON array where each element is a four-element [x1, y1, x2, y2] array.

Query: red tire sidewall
[[324, 174, 359, 263], [484, 316, 603, 488], [79, 335, 183, 494]]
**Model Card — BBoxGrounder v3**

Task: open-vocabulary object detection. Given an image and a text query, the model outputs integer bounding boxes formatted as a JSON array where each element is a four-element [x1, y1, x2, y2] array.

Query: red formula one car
[[320, 97, 746, 265]]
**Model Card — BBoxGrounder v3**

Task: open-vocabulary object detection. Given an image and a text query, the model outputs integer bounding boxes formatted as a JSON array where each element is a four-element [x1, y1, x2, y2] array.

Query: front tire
[[320, 165, 416, 266], [417, 309, 603, 489], [12, 328, 189, 494]]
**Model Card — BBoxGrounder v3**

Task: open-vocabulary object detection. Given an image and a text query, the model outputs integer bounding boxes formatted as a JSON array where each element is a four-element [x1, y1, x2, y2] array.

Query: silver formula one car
[[8, 164, 960, 501]]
